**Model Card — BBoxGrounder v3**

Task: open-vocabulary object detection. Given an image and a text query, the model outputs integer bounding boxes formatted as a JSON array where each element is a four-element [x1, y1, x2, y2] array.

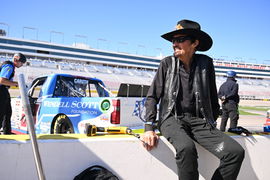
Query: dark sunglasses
[[172, 36, 193, 44]]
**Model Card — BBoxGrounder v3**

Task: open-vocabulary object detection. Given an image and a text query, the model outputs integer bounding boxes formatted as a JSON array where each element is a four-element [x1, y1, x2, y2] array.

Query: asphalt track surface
[[217, 100, 270, 132]]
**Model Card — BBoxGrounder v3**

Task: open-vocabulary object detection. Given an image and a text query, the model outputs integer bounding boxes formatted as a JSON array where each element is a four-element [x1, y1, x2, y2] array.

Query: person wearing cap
[[0, 53, 26, 134], [218, 70, 240, 132], [140, 20, 244, 179]]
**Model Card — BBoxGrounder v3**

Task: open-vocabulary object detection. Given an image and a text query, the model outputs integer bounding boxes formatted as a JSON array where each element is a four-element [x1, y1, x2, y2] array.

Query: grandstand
[[1, 36, 270, 100]]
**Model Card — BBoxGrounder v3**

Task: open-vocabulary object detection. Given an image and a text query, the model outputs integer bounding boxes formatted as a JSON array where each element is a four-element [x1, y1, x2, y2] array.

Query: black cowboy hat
[[161, 19, 213, 51]]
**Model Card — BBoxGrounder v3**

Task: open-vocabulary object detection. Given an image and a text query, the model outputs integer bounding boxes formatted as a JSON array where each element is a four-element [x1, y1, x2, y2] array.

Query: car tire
[[53, 115, 74, 134]]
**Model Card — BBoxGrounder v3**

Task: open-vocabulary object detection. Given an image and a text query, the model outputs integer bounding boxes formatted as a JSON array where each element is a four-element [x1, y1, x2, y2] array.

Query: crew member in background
[[218, 70, 240, 132], [0, 53, 26, 134], [140, 19, 244, 180]]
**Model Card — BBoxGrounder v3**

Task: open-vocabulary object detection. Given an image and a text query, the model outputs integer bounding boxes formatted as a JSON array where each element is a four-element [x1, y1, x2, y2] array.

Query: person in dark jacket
[[140, 19, 244, 180], [0, 53, 26, 134], [218, 71, 240, 132]]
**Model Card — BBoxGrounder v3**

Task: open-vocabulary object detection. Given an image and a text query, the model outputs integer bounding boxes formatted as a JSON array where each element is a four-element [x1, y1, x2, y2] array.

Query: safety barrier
[[0, 133, 269, 180]]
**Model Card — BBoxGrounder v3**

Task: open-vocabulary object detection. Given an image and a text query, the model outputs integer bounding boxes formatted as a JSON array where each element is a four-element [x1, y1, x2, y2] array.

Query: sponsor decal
[[70, 109, 98, 115], [32, 98, 114, 134], [43, 101, 70, 108], [78, 116, 111, 134], [132, 98, 146, 122], [70, 101, 99, 109], [74, 78, 88, 84], [43, 100, 99, 109], [39, 122, 51, 134], [99, 99, 113, 113], [100, 114, 110, 121]]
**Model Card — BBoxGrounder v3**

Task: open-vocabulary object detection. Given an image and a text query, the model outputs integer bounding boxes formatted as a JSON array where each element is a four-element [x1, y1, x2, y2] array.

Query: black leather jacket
[[144, 54, 220, 131]]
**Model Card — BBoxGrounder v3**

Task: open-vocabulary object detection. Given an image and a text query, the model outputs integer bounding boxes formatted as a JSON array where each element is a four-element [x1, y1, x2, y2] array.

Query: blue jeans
[[159, 115, 244, 180]]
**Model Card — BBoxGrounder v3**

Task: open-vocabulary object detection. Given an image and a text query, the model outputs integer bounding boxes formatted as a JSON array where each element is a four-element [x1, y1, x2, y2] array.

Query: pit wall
[[0, 134, 269, 180]]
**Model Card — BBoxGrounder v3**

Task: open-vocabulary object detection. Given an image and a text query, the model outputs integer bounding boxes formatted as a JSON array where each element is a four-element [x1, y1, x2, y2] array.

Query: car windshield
[[53, 76, 106, 97]]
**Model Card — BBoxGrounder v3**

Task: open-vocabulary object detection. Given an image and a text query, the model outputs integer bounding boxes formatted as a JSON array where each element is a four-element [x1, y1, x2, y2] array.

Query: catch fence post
[[18, 73, 45, 180]]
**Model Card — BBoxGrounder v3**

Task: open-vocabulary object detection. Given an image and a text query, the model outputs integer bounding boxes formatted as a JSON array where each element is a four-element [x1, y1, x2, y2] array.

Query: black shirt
[[144, 54, 220, 131], [176, 59, 196, 115]]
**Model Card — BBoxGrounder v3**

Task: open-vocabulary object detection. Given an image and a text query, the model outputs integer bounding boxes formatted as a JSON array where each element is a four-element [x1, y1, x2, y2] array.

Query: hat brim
[[161, 29, 213, 51]]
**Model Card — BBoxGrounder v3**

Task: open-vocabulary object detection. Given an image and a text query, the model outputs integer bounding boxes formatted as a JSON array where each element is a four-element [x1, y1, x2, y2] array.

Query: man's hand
[[140, 131, 159, 151], [220, 95, 226, 103]]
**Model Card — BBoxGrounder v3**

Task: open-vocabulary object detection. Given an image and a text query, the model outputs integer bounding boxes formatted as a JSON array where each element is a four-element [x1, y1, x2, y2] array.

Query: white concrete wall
[[0, 134, 269, 180]]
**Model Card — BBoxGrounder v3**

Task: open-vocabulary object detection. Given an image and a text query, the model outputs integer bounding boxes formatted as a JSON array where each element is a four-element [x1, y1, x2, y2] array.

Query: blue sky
[[1, 0, 270, 64]]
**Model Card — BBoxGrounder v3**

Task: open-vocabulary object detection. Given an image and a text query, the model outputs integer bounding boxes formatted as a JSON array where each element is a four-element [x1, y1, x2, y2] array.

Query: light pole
[[263, 60, 270, 65], [117, 41, 128, 53], [155, 48, 163, 57], [23, 26, 38, 40], [220, 55, 228, 61], [97, 38, 108, 50], [248, 58, 257, 65], [235, 57, 243, 63], [74, 34, 88, 47], [136, 44, 146, 55], [50, 30, 64, 43]]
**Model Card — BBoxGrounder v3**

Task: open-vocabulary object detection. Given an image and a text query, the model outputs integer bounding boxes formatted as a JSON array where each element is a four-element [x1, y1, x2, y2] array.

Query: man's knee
[[235, 146, 245, 162], [175, 142, 197, 160], [226, 144, 245, 163]]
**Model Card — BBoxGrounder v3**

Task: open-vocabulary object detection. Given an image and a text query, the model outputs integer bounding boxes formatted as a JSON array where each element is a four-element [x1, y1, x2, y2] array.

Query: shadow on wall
[[236, 135, 270, 180], [148, 138, 178, 175], [150, 135, 269, 180], [1, 134, 269, 180], [38, 135, 123, 180]]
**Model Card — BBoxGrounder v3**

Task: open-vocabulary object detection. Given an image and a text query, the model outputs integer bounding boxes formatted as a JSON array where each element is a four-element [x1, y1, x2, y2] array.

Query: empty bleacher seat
[[43, 61, 58, 69], [29, 60, 43, 67]]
